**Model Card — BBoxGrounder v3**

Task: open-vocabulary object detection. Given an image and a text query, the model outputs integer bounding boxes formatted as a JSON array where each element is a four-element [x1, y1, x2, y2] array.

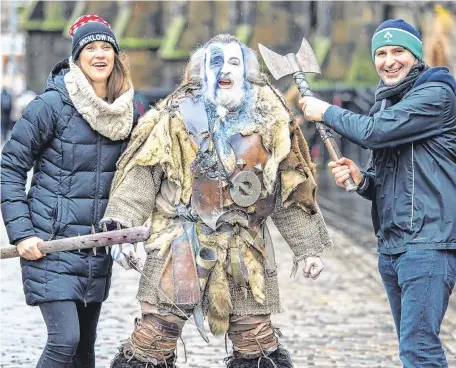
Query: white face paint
[[203, 42, 245, 110]]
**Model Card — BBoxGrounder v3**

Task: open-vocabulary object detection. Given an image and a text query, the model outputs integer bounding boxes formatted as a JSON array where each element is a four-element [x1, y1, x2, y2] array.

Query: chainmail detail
[[200, 267, 281, 316], [136, 251, 193, 317], [271, 200, 332, 276], [136, 251, 173, 310], [227, 267, 281, 316], [139, 251, 281, 316], [102, 166, 163, 227]]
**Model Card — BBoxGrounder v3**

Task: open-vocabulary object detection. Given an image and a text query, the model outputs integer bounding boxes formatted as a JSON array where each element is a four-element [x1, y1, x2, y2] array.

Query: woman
[[1, 15, 135, 367]]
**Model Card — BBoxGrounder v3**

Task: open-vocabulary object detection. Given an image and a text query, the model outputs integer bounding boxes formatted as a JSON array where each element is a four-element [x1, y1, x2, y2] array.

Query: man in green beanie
[[300, 18, 456, 367]]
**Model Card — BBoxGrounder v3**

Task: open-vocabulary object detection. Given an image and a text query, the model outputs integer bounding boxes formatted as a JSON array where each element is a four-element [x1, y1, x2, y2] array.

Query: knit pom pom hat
[[69, 14, 119, 61], [371, 19, 422, 60]]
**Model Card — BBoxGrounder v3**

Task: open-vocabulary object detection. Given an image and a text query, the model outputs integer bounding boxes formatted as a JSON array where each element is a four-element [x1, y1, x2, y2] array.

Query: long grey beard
[[205, 84, 245, 111]]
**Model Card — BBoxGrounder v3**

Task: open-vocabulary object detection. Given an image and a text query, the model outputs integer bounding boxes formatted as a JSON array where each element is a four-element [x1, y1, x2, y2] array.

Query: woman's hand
[[17, 237, 44, 260], [328, 157, 363, 188]]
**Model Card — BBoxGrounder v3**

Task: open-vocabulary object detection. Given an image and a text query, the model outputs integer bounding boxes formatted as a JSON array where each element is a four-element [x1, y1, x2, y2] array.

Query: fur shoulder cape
[[110, 82, 317, 214]]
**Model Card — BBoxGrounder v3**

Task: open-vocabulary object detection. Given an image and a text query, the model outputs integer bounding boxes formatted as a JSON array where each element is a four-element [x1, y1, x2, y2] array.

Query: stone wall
[[22, 1, 446, 94], [25, 31, 70, 93]]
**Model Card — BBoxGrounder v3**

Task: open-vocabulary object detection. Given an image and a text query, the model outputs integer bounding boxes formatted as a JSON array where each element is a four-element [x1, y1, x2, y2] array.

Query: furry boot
[[224, 346, 293, 368], [110, 352, 176, 368]]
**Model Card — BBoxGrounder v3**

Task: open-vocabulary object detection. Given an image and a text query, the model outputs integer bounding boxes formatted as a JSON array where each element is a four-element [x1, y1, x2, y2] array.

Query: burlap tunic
[[102, 82, 333, 334]]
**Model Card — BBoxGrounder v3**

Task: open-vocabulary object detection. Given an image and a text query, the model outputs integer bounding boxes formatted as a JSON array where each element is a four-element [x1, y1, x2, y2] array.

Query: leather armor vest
[[179, 97, 276, 232]]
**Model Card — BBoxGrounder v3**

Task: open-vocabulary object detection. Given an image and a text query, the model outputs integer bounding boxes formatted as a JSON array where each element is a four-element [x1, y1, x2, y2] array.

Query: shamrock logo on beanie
[[371, 19, 423, 61]]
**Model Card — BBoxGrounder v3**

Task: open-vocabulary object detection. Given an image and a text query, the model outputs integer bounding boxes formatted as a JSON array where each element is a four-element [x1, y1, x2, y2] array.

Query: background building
[[2, 1, 456, 164]]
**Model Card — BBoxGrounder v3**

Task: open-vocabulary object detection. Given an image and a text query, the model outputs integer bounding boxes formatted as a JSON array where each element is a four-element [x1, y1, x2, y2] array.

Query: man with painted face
[[301, 19, 456, 367], [102, 34, 332, 367]]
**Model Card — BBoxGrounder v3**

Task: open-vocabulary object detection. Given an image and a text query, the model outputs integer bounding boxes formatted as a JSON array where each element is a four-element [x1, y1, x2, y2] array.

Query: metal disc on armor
[[230, 171, 261, 207]]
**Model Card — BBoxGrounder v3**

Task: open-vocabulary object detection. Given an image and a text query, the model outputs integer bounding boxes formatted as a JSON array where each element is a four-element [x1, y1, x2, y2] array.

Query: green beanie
[[371, 19, 423, 60]]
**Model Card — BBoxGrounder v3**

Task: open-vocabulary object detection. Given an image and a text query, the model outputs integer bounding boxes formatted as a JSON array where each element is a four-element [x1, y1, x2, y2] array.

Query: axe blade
[[258, 43, 293, 80], [295, 37, 321, 74], [259, 38, 321, 80]]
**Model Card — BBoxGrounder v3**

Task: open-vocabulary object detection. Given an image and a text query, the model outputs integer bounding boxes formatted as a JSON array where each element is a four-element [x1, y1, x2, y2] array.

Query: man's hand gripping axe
[[259, 38, 358, 192]]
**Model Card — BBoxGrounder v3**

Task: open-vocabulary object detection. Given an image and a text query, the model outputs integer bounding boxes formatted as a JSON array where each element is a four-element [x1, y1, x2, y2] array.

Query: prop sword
[[258, 38, 358, 192]]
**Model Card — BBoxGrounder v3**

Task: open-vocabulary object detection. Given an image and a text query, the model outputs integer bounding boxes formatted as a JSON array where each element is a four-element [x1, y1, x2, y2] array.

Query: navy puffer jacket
[[1, 59, 135, 305]]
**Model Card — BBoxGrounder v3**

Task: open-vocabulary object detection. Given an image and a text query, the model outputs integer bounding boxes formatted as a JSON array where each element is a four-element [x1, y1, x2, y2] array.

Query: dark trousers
[[379, 250, 456, 368], [37, 300, 102, 368]]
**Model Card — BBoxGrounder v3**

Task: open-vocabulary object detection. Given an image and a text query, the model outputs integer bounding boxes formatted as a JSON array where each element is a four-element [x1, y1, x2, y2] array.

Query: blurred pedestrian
[[1, 14, 136, 367], [300, 19, 456, 367], [1, 87, 13, 145], [133, 90, 150, 117], [10, 88, 36, 124]]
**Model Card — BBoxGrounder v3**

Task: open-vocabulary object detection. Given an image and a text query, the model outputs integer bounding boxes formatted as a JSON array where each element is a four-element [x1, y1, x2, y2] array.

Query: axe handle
[[293, 72, 358, 192]]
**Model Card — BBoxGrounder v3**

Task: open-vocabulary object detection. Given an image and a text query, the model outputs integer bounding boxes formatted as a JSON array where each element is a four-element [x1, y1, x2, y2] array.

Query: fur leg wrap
[[111, 311, 185, 367], [110, 351, 176, 368], [224, 345, 293, 368]]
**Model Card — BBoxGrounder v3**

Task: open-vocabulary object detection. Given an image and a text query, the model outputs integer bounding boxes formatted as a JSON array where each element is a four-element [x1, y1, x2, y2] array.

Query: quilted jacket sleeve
[[1, 93, 57, 244]]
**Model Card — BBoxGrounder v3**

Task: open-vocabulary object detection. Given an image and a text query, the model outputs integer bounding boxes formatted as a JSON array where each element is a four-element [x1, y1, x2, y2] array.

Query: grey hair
[[186, 34, 265, 85]]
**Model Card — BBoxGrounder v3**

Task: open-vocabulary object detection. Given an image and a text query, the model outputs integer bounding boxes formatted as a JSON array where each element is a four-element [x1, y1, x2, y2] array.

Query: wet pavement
[[1, 169, 455, 367], [1, 217, 455, 367]]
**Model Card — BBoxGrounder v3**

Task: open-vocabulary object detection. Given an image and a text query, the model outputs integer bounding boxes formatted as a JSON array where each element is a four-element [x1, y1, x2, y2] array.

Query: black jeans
[[37, 300, 102, 368]]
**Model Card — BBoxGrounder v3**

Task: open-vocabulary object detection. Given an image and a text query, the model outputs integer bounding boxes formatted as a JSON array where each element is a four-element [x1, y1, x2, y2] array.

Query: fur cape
[[109, 81, 318, 334], [110, 81, 317, 213]]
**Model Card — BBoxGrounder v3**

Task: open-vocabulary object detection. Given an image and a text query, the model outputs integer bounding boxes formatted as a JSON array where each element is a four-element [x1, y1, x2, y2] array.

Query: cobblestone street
[[1, 221, 455, 367]]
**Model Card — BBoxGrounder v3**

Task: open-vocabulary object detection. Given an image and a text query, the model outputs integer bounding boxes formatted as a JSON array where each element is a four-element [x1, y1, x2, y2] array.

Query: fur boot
[[110, 352, 176, 368], [224, 346, 293, 368]]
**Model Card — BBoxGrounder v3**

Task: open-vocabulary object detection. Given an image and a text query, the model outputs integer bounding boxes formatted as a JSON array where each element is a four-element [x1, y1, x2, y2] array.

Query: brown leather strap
[[127, 313, 186, 362], [228, 314, 279, 358]]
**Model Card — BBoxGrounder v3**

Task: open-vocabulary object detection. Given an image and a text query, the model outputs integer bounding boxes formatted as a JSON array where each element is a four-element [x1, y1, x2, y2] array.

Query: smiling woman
[[1, 14, 136, 368], [77, 42, 115, 91], [75, 41, 131, 103], [71, 15, 131, 103]]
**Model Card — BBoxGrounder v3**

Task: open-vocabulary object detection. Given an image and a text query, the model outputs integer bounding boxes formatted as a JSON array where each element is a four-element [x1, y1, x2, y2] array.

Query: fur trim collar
[[64, 57, 134, 141]]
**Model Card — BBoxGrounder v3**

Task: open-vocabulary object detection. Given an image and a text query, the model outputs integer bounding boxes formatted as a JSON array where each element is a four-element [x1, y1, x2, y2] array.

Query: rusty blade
[[295, 37, 321, 74], [258, 38, 321, 80], [258, 43, 291, 80]]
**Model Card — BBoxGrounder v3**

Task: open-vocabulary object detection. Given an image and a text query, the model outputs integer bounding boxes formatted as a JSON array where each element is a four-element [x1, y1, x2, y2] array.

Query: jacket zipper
[[84, 134, 101, 307], [410, 143, 415, 231], [94, 134, 101, 224], [49, 196, 61, 240]]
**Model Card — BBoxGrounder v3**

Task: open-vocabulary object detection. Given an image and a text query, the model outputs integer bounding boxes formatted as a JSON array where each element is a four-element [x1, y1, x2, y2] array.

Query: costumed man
[[102, 34, 333, 368]]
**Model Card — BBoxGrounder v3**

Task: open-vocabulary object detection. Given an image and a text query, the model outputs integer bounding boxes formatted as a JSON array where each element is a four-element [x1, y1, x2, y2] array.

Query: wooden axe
[[258, 38, 358, 192]]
